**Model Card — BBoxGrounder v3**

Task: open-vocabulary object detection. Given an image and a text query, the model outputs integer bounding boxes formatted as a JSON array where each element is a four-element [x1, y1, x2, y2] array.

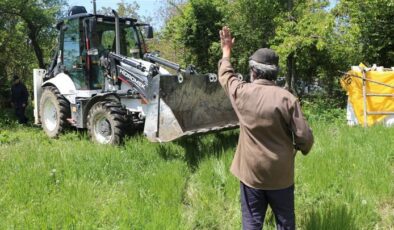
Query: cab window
[[63, 19, 86, 89]]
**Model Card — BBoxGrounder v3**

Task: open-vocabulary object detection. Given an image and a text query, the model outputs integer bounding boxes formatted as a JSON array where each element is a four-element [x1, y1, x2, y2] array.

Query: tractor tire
[[39, 86, 70, 138], [87, 101, 128, 145]]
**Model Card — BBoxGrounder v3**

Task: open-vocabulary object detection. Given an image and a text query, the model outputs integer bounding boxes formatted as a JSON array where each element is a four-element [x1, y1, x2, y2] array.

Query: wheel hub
[[43, 100, 57, 131], [94, 115, 112, 144], [99, 119, 111, 136]]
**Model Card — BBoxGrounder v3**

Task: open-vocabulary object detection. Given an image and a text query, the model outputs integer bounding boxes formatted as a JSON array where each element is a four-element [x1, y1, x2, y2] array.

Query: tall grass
[[0, 127, 187, 229], [297, 123, 393, 229], [0, 111, 393, 229]]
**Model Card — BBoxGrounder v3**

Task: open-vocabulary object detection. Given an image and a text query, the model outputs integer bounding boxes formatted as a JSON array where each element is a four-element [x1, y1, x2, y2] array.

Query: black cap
[[249, 48, 279, 66], [13, 75, 19, 81]]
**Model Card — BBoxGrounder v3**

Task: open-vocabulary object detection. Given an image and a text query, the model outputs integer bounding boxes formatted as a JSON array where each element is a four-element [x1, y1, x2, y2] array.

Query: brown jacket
[[218, 58, 314, 190]]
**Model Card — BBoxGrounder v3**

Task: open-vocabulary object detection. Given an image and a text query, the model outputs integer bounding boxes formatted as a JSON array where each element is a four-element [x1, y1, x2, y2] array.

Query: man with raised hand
[[218, 26, 314, 230]]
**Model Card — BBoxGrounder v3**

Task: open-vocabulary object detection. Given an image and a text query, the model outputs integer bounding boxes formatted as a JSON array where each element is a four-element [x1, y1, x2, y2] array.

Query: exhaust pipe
[[112, 10, 121, 54], [93, 0, 97, 15]]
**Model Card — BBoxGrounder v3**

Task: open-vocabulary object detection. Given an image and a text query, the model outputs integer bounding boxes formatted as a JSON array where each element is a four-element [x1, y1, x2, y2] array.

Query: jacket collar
[[252, 79, 276, 86]]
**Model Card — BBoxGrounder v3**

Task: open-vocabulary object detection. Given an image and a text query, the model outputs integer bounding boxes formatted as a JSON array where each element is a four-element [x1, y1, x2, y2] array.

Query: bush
[[301, 95, 346, 124], [0, 108, 22, 128]]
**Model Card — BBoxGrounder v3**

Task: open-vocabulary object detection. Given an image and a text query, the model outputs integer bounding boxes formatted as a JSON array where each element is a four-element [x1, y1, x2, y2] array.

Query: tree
[[98, 0, 152, 23], [334, 0, 394, 67], [99, 1, 139, 18], [147, 0, 188, 64], [0, 0, 66, 69], [163, 0, 225, 72], [270, 0, 333, 95], [223, 0, 288, 73], [0, 0, 65, 107]]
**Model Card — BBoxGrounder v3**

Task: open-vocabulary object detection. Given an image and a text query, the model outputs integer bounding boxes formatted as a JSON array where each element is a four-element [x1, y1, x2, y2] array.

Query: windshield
[[86, 18, 146, 89], [90, 20, 143, 58]]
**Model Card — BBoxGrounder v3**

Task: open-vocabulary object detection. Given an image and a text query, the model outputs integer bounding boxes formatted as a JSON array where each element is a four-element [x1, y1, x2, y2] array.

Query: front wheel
[[87, 101, 127, 145], [39, 86, 70, 138]]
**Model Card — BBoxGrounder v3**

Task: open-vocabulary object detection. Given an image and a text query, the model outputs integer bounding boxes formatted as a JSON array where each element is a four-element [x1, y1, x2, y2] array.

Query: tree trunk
[[27, 23, 45, 69], [284, 0, 298, 95], [285, 52, 298, 96]]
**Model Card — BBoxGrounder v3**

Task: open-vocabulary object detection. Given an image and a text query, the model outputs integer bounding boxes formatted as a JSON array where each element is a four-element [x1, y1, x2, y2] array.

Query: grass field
[[0, 109, 393, 229]]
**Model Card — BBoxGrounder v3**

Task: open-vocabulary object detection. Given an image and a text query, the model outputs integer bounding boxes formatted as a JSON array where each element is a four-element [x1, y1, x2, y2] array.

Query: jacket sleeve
[[290, 100, 314, 155], [218, 58, 245, 100]]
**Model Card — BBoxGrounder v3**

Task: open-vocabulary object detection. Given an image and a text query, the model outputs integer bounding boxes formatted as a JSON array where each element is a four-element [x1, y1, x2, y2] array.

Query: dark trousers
[[15, 106, 28, 124], [240, 182, 295, 230]]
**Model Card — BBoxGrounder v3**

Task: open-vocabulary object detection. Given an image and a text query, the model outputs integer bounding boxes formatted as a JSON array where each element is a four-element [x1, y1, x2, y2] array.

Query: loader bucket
[[144, 73, 239, 142]]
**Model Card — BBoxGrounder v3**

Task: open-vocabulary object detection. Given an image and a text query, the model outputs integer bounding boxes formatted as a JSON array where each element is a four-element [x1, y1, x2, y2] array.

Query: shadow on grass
[[304, 203, 357, 230], [157, 130, 239, 172]]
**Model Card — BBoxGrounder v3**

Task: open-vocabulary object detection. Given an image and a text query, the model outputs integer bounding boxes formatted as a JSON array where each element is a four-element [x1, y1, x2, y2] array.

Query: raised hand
[[219, 26, 235, 59]]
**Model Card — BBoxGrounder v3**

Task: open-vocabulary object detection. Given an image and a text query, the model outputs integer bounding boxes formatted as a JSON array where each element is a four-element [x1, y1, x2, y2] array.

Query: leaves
[[334, 0, 394, 66], [0, 0, 66, 97], [160, 0, 394, 100], [0, 0, 393, 106], [161, 0, 225, 72]]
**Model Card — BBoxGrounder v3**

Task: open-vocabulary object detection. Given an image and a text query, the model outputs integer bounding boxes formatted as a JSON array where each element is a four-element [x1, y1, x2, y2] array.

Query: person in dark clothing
[[11, 75, 29, 124]]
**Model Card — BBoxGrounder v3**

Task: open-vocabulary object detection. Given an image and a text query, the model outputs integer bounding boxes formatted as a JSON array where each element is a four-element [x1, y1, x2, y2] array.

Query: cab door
[[61, 18, 87, 89]]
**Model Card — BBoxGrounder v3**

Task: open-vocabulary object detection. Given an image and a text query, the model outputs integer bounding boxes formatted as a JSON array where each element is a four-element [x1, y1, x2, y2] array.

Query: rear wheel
[[87, 101, 128, 145], [39, 86, 70, 138]]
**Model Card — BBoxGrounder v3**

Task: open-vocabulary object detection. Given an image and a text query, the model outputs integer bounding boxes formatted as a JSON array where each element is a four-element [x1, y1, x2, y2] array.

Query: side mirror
[[145, 26, 153, 39]]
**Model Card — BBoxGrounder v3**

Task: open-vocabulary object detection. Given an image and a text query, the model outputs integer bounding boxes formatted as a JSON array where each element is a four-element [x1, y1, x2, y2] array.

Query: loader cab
[[50, 7, 151, 90]]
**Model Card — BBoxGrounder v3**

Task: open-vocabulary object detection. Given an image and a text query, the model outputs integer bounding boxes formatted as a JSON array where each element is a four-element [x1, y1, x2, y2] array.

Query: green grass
[[0, 111, 393, 229]]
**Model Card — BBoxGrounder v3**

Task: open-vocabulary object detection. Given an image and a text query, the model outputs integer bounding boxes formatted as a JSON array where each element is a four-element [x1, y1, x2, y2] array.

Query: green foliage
[[0, 130, 14, 144], [270, 0, 340, 95], [160, 0, 394, 102], [335, 0, 394, 67], [97, 0, 152, 24], [302, 98, 346, 124], [0, 0, 66, 107], [0, 108, 18, 127], [0, 0, 66, 67], [1, 0, 393, 107], [98, 0, 152, 23], [224, 0, 287, 73], [272, 1, 332, 56], [163, 0, 225, 72], [162, 0, 288, 73]]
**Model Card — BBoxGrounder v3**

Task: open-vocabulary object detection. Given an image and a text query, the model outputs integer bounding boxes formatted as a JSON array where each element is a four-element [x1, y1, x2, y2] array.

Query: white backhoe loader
[[33, 6, 238, 144]]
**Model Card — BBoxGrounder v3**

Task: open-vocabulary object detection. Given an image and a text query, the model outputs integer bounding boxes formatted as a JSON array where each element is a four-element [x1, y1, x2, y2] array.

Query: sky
[[66, 0, 164, 28]]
